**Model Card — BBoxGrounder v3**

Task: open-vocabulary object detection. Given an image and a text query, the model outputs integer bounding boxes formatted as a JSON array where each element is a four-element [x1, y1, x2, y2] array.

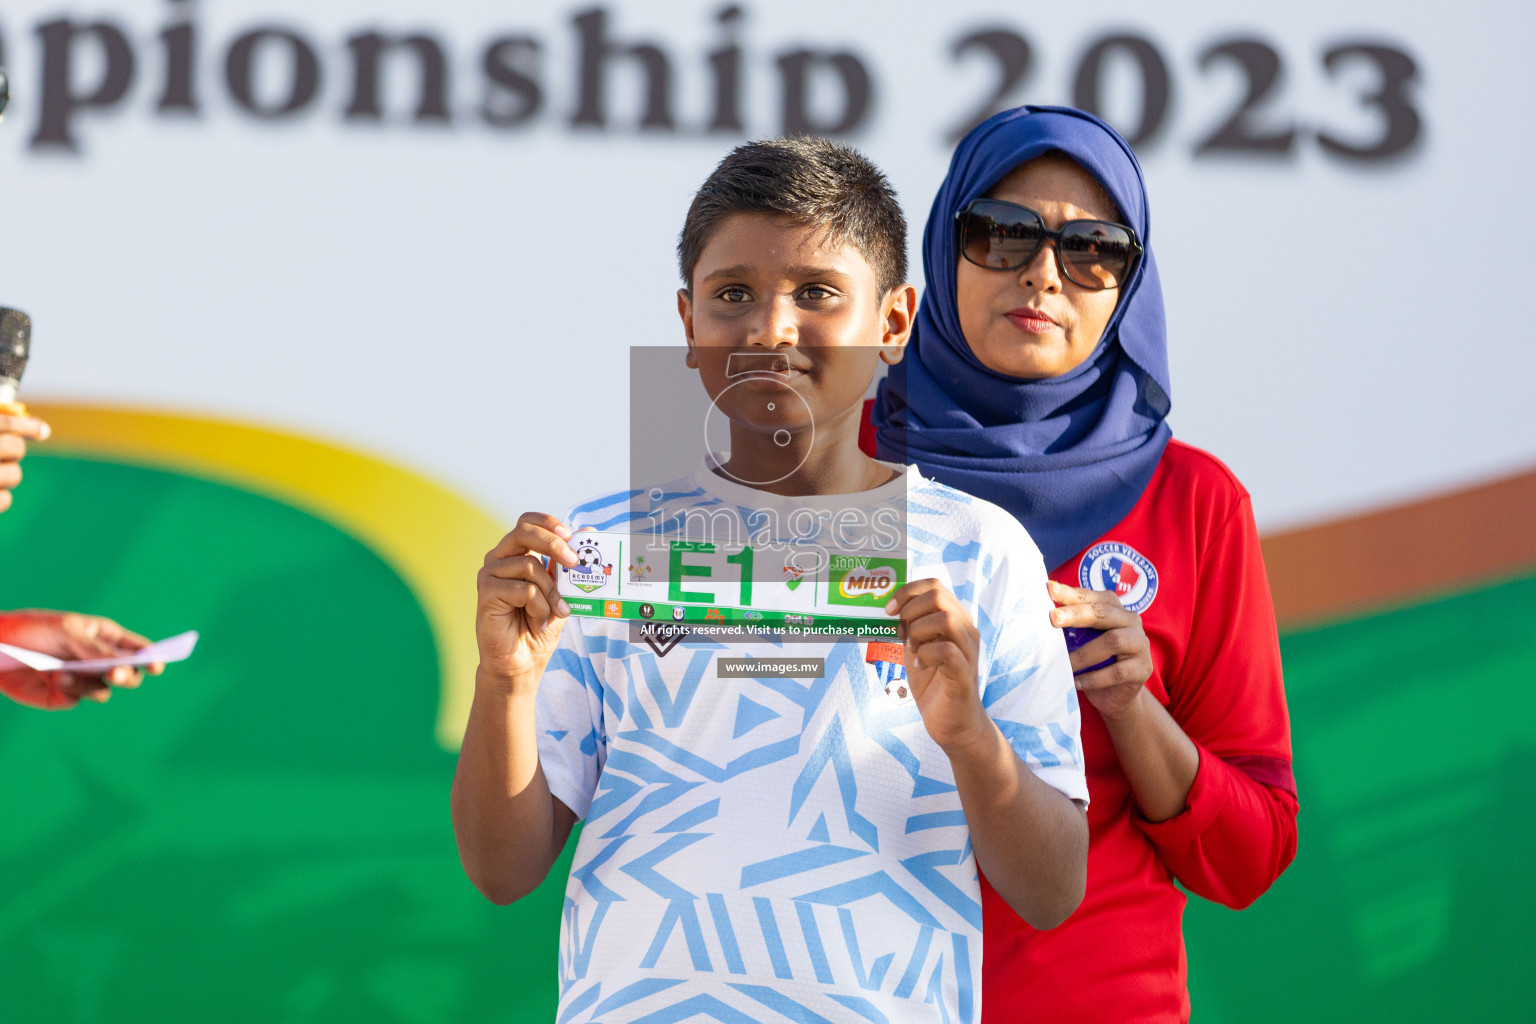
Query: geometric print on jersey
[[557, 645, 984, 1022]]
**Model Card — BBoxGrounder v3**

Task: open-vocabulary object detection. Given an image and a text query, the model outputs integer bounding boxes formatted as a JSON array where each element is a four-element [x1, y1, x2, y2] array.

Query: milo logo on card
[[828, 555, 904, 606], [840, 565, 898, 599]]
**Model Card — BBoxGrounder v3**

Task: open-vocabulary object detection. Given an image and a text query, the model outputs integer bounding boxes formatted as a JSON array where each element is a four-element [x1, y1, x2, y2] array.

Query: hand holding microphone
[[0, 307, 52, 513]]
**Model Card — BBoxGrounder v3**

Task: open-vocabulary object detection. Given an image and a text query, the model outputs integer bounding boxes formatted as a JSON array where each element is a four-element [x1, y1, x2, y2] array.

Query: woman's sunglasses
[[956, 198, 1142, 291]]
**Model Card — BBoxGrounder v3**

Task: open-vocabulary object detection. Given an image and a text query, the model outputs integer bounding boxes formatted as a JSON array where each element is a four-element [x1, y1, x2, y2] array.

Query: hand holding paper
[[0, 629, 198, 673], [0, 610, 195, 710]]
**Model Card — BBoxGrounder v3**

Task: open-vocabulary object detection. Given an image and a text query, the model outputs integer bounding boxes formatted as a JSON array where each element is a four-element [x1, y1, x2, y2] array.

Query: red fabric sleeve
[[859, 398, 878, 458], [1135, 744, 1300, 908], [1135, 494, 1299, 909]]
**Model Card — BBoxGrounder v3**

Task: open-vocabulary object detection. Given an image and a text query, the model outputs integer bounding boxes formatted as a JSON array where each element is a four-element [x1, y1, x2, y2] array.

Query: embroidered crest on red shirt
[[1079, 541, 1159, 613]]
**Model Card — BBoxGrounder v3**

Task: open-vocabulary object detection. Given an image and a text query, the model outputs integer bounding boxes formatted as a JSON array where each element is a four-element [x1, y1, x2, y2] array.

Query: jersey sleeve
[[534, 617, 609, 821], [1136, 494, 1299, 909], [978, 522, 1089, 807]]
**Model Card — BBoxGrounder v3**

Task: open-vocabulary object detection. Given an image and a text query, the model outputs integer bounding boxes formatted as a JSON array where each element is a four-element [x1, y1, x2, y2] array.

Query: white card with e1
[[553, 531, 904, 620]]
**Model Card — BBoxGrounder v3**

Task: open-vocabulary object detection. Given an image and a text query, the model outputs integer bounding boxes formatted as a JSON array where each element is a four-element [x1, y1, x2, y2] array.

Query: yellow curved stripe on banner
[[31, 403, 501, 751]]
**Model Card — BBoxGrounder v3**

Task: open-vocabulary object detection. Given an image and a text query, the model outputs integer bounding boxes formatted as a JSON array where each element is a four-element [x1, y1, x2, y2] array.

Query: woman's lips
[[1004, 308, 1058, 335]]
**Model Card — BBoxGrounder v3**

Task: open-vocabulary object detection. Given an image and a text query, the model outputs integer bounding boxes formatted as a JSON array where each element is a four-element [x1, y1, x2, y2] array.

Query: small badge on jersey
[[1079, 542, 1159, 614], [865, 641, 911, 704]]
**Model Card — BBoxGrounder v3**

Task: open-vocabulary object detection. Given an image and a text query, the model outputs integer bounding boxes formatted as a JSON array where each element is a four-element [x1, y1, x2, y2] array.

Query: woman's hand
[[1047, 580, 1154, 720], [475, 512, 580, 695], [887, 579, 988, 753], [0, 610, 164, 710]]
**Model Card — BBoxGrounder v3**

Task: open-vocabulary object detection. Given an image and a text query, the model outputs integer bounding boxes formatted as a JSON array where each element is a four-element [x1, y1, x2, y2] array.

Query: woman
[[869, 106, 1298, 1021]]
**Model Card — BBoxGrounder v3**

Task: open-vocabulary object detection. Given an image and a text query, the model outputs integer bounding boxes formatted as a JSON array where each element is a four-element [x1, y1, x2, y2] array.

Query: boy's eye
[[717, 287, 750, 302], [801, 285, 835, 300]]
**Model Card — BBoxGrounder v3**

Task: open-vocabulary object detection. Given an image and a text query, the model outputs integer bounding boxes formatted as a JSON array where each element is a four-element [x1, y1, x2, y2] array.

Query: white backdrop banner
[[0, 0, 1526, 529]]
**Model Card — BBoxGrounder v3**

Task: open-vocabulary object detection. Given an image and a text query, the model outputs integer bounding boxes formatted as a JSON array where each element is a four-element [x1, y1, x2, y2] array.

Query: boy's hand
[[476, 512, 580, 694], [886, 580, 988, 753], [1046, 580, 1153, 720]]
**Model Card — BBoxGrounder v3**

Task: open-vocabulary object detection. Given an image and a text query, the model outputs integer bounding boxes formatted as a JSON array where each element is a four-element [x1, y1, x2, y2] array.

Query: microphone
[[0, 307, 32, 415]]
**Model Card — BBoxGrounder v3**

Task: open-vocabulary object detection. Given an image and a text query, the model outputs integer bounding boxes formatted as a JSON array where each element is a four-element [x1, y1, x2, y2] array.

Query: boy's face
[[678, 213, 913, 445]]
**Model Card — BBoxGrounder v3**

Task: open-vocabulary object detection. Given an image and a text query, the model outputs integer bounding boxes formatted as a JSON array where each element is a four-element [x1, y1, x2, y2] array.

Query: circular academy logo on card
[[1079, 542, 1159, 614], [563, 537, 613, 593]]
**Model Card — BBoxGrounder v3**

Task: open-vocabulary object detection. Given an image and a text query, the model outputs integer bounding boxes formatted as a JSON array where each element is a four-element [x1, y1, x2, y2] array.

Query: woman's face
[[956, 154, 1124, 379]]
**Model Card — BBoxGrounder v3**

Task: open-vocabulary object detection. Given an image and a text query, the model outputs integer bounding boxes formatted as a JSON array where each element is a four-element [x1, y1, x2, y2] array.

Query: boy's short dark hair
[[678, 137, 908, 297]]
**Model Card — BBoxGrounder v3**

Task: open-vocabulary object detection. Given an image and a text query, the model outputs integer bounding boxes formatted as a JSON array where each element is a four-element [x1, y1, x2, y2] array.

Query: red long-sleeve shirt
[[861, 409, 1298, 1022]]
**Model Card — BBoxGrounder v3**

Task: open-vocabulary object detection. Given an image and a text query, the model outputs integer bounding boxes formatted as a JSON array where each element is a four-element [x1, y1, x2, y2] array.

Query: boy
[[451, 139, 1087, 1024]]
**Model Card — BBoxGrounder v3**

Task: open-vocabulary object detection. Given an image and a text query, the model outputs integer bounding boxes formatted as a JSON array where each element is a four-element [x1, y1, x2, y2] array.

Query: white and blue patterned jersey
[[536, 460, 1086, 1024]]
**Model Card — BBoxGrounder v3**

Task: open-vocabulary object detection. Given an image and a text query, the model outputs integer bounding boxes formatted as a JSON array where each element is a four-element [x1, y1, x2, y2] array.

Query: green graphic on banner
[[0, 455, 571, 1024], [1182, 573, 1536, 1023]]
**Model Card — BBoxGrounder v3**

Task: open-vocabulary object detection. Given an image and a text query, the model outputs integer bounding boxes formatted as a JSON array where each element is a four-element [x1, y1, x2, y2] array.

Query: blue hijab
[[873, 106, 1172, 571]]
